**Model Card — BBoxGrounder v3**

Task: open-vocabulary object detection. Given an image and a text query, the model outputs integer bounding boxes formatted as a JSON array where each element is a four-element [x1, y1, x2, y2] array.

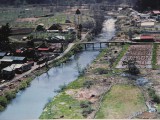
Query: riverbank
[[0, 42, 83, 111], [39, 8, 160, 119], [40, 42, 148, 119]]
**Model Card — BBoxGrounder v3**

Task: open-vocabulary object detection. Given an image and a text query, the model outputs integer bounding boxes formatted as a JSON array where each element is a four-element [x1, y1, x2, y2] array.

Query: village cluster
[[0, 22, 77, 81]]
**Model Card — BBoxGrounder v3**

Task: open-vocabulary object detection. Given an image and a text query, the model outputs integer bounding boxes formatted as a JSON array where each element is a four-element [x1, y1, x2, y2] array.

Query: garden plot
[[116, 44, 153, 69]]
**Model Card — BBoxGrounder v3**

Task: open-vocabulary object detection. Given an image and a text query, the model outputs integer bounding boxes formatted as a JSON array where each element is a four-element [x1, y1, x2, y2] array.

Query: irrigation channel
[[0, 17, 116, 120]]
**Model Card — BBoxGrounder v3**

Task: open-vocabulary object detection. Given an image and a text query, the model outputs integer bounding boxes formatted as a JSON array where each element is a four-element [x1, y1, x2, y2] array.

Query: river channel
[[0, 18, 116, 120]]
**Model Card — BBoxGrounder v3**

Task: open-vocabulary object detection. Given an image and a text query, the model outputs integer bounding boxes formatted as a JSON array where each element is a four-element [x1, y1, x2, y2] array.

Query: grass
[[67, 76, 86, 89], [40, 92, 84, 119], [157, 104, 160, 113], [113, 43, 130, 68], [0, 6, 93, 28], [152, 43, 158, 70], [95, 85, 147, 119]]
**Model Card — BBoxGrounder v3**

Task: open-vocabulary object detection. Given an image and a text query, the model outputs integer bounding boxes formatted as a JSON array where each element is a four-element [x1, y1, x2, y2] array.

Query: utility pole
[[75, 9, 82, 40]]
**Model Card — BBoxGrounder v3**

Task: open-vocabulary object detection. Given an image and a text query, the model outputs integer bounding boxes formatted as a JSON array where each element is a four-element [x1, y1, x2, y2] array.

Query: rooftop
[[2, 56, 26, 61], [0, 52, 6, 56], [140, 35, 154, 40], [141, 22, 155, 27], [152, 10, 160, 14], [3, 64, 23, 71]]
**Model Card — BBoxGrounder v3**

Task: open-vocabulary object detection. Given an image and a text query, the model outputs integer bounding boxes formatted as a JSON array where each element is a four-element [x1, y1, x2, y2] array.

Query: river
[[0, 18, 116, 120]]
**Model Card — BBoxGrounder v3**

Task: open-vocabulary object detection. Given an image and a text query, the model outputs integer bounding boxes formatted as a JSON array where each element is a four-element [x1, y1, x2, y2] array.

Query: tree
[[0, 23, 12, 51], [135, 0, 160, 11], [122, 59, 140, 75], [36, 24, 45, 31]]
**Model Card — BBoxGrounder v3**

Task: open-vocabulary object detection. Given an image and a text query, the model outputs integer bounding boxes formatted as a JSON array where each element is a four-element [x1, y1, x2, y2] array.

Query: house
[[37, 42, 50, 52], [48, 36, 65, 43], [15, 62, 34, 74], [132, 35, 155, 42], [1, 56, 26, 63], [2, 64, 23, 80], [141, 21, 155, 28], [151, 10, 160, 16]]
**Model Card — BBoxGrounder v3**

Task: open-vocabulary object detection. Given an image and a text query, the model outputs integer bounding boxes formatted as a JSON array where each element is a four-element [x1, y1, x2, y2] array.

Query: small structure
[[0, 52, 7, 59], [151, 10, 160, 16], [132, 35, 155, 42], [48, 36, 65, 43], [2, 64, 23, 80], [48, 24, 62, 31], [15, 62, 34, 74], [37, 42, 50, 52], [1, 56, 26, 63], [141, 21, 155, 28], [15, 48, 27, 55]]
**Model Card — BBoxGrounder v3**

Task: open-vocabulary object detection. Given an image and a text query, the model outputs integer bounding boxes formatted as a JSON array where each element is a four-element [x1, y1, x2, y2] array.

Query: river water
[[0, 18, 116, 120]]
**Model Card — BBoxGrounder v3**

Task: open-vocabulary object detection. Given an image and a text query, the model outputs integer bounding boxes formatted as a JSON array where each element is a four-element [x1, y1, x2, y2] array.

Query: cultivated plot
[[116, 44, 153, 69]]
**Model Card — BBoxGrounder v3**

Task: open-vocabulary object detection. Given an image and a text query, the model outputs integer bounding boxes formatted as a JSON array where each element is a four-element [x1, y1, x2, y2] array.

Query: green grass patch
[[95, 84, 147, 119], [152, 43, 158, 70], [67, 76, 86, 89], [113, 44, 129, 68], [40, 92, 84, 119], [156, 104, 160, 113]]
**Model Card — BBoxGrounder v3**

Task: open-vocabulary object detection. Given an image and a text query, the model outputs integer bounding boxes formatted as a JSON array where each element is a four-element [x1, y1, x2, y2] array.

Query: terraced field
[[116, 44, 153, 69]]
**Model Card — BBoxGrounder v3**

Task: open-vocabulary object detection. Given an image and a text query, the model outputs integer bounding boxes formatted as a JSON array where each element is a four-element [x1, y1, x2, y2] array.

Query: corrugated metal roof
[[0, 59, 13, 62], [3, 64, 23, 71], [0, 52, 6, 56], [2, 56, 25, 61]]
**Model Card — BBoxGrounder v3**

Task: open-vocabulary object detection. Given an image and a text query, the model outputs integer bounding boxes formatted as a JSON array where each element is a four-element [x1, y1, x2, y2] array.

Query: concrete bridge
[[79, 41, 160, 50], [79, 41, 131, 50]]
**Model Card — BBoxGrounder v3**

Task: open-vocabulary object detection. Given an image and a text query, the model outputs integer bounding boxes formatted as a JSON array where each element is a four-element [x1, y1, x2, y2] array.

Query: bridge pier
[[84, 44, 87, 50], [92, 43, 94, 50], [100, 43, 102, 48]]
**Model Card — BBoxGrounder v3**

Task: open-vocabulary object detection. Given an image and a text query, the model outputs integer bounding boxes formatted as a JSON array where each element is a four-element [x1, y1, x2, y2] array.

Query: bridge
[[79, 41, 131, 50], [79, 41, 160, 50]]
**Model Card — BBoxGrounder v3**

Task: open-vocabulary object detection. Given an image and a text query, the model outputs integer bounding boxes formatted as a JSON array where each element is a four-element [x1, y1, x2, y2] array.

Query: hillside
[[0, 0, 136, 6]]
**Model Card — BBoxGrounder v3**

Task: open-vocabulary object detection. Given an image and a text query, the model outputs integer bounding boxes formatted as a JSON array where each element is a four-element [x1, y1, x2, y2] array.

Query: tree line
[[135, 0, 160, 12], [0, 0, 104, 5]]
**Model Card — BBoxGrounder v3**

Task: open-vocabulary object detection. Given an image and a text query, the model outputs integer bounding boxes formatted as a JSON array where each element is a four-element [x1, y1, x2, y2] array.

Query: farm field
[[95, 85, 147, 119], [0, 6, 93, 28], [116, 44, 153, 69]]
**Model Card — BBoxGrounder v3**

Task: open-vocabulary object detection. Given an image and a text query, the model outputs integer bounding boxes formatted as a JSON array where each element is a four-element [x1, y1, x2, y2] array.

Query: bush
[[80, 101, 92, 108], [0, 96, 8, 107], [5, 91, 16, 101], [0, 105, 4, 111], [82, 107, 94, 117], [36, 25, 45, 31], [80, 101, 94, 117], [19, 81, 28, 90], [94, 68, 108, 74], [83, 81, 93, 89], [148, 88, 160, 103], [153, 95, 160, 103], [54, 84, 67, 93]]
